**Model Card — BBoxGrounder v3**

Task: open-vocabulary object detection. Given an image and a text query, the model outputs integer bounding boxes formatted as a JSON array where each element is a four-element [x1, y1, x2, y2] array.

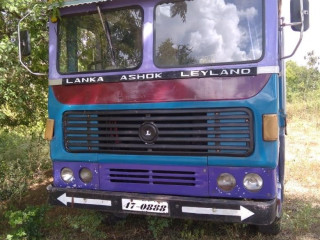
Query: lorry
[[18, 0, 309, 235]]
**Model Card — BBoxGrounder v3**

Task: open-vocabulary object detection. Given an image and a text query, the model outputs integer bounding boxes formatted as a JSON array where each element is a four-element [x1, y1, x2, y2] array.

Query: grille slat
[[69, 143, 249, 152], [67, 142, 251, 150], [72, 108, 247, 115], [66, 122, 249, 129], [66, 136, 250, 142], [66, 130, 139, 135], [65, 129, 250, 135], [66, 114, 248, 122], [63, 108, 254, 156]]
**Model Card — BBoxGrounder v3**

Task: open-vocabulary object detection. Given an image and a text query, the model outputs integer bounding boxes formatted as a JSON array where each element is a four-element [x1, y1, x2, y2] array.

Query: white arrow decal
[[57, 193, 112, 207], [182, 206, 254, 221]]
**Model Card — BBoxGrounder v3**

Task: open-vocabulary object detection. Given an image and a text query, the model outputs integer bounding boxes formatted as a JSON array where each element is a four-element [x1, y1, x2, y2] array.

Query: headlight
[[243, 173, 263, 192], [61, 168, 74, 183], [217, 173, 236, 192], [79, 168, 93, 183]]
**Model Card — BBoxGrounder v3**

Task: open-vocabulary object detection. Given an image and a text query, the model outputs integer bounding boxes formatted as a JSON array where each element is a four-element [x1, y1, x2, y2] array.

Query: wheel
[[257, 218, 281, 235]]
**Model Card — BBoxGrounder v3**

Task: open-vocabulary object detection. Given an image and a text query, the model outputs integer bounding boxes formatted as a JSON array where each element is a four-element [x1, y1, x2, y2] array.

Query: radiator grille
[[63, 108, 254, 156]]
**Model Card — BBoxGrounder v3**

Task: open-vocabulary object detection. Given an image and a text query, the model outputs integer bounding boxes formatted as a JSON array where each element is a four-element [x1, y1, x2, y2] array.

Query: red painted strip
[[52, 75, 270, 105]]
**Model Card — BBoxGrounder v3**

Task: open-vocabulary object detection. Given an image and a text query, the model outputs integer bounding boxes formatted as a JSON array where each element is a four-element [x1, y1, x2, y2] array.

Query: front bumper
[[47, 185, 277, 225]]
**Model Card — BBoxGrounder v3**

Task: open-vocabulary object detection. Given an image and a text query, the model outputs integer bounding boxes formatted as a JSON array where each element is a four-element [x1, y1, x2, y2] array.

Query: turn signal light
[[44, 119, 54, 141], [263, 114, 278, 141]]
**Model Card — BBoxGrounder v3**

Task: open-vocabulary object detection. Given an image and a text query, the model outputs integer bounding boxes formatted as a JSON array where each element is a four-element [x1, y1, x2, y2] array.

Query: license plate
[[122, 199, 169, 214]]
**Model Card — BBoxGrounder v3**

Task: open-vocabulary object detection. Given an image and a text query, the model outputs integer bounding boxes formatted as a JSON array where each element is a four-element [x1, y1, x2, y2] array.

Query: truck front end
[[47, 0, 284, 232]]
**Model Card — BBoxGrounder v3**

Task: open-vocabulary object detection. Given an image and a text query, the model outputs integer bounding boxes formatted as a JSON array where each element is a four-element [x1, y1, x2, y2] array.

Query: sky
[[154, 0, 317, 67], [283, 0, 320, 66], [156, 0, 263, 65]]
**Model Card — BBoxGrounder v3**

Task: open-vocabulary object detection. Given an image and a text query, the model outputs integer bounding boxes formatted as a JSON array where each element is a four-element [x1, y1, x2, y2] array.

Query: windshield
[[58, 7, 142, 73], [154, 0, 263, 67]]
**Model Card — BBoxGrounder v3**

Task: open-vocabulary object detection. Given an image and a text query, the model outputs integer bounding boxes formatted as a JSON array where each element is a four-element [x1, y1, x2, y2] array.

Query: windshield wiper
[[97, 5, 116, 67]]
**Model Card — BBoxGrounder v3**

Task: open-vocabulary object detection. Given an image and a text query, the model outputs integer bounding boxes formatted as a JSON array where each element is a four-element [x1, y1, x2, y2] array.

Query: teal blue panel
[[49, 74, 279, 168]]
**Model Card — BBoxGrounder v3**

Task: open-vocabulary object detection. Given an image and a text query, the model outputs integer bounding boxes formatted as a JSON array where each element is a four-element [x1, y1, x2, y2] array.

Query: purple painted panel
[[53, 162, 100, 189], [209, 166, 277, 199], [52, 162, 277, 200], [49, 0, 278, 80]]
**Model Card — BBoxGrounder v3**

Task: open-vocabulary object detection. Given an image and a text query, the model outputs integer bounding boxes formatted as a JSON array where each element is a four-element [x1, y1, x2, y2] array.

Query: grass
[[0, 100, 319, 239], [0, 128, 50, 203], [286, 98, 320, 204]]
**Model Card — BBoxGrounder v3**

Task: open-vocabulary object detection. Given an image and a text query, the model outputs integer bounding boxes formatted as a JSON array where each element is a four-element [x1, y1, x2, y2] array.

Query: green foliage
[[0, 0, 50, 127], [50, 0, 64, 20], [0, 129, 50, 201], [53, 210, 107, 239], [284, 203, 320, 234], [155, 38, 196, 66], [5, 205, 49, 240], [286, 51, 320, 102], [146, 216, 172, 239], [170, 2, 188, 22], [59, 8, 142, 73], [180, 220, 205, 240]]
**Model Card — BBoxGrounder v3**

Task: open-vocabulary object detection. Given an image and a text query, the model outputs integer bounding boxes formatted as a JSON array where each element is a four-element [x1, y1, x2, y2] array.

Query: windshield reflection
[[155, 0, 263, 67]]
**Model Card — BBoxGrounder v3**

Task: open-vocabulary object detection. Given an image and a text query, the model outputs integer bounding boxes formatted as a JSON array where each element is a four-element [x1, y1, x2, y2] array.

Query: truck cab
[[18, 0, 307, 234]]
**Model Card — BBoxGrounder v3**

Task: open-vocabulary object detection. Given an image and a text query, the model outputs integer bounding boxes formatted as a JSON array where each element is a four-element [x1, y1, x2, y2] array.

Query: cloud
[[155, 0, 263, 64]]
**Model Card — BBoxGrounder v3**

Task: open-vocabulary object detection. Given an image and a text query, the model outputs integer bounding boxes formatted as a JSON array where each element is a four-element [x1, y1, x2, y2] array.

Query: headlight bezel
[[60, 167, 74, 183], [217, 173, 237, 192], [79, 167, 93, 184], [243, 173, 263, 192]]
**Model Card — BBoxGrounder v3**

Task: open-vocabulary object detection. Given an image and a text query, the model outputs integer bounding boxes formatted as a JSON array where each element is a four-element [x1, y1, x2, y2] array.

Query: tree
[[304, 51, 320, 91], [170, 2, 188, 22], [0, 0, 49, 127], [155, 38, 196, 66], [286, 51, 320, 101]]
